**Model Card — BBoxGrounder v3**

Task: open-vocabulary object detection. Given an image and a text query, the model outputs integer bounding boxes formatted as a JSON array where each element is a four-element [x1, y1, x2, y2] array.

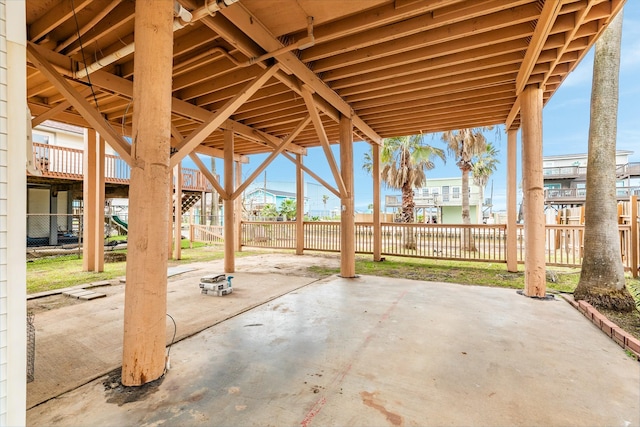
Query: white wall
[[0, 1, 27, 425]]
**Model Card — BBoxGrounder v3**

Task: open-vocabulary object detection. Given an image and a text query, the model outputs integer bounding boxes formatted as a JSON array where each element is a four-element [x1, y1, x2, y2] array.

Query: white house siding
[[1, 1, 27, 425]]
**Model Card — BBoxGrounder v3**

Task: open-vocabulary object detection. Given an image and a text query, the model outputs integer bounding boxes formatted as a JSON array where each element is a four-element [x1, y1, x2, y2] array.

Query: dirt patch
[[599, 308, 640, 342], [103, 368, 164, 406], [27, 294, 86, 315]]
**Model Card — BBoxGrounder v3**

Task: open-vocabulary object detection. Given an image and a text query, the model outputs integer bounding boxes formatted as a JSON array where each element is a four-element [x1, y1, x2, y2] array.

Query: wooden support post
[[49, 188, 58, 246], [296, 154, 305, 255], [224, 130, 235, 273], [95, 135, 105, 272], [339, 115, 356, 278], [168, 170, 173, 259], [235, 161, 242, 252], [173, 163, 182, 260], [122, 0, 173, 387], [631, 195, 638, 278], [506, 128, 518, 272], [82, 128, 97, 271], [372, 143, 382, 262], [521, 85, 546, 297]]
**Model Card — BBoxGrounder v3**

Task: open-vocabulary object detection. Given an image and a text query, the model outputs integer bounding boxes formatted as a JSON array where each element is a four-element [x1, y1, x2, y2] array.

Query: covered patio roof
[[25, 0, 624, 157]]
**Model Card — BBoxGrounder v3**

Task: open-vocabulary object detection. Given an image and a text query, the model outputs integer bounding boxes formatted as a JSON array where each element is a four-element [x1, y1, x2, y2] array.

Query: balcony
[[29, 142, 212, 192], [545, 186, 640, 203], [543, 166, 587, 179]]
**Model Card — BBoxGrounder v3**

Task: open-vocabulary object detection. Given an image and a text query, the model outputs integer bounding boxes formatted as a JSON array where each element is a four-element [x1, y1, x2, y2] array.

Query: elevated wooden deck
[[28, 142, 212, 195]]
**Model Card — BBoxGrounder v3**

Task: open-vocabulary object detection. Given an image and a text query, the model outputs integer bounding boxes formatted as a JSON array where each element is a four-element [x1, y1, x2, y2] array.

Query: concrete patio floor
[[26, 255, 639, 426]]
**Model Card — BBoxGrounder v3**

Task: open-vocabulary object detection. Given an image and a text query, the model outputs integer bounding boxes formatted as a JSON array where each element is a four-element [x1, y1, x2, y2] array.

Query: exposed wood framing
[[220, 4, 382, 145], [231, 115, 311, 200], [170, 64, 280, 167], [26, 43, 132, 164], [301, 86, 347, 197]]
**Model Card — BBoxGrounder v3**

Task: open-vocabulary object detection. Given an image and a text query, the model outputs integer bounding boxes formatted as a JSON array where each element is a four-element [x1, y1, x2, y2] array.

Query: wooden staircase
[[180, 192, 202, 215]]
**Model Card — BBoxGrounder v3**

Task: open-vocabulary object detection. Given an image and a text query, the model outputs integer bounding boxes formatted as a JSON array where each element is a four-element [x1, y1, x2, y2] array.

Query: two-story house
[[385, 176, 484, 224], [543, 151, 640, 209]]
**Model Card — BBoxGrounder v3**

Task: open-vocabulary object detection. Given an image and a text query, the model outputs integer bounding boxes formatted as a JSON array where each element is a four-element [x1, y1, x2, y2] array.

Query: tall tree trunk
[[401, 182, 416, 249], [460, 166, 476, 251], [574, 10, 634, 311]]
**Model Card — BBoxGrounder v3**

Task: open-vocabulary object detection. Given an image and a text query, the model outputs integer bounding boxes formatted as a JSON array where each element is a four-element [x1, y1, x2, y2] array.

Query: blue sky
[[211, 4, 640, 214]]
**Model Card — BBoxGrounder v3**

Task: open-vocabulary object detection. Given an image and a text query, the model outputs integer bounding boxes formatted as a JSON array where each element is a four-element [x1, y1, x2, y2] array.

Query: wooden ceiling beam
[[330, 40, 527, 90], [196, 80, 288, 109], [170, 64, 280, 168], [26, 42, 132, 164], [289, 0, 465, 48], [345, 68, 518, 105], [322, 23, 532, 82], [177, 65, 263, 101], [515, 1, 563, 95], [312, 3, 540, 73], [360, 97, 515, 124], [300, 86, 347, 197], [351, 73, 517, 110], [28, 0, 93, 42], [231, 116, 311, 200], [24, 43, 308, 156], [61, 1, 134, 55], [219, 4, 382, 145], [302, 0, 532, 63], [338, 57, 522, 99]]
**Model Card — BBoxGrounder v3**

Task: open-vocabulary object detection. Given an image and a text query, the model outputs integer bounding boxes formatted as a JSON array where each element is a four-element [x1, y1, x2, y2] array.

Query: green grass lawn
[[309, 255, 583, 293]]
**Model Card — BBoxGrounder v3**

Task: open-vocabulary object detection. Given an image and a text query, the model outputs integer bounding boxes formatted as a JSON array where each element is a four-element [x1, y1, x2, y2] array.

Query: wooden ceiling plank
[[338, 57, 521, 99], [358, 86, 514, 116], [219, 4, 382, 145], [322, 24, 532, 82], [288, 0, 465, 47], [28, 0, 93, 42], [351, 74, 517, 110], [231, 115, 311, 200], [312, 3, 540, 73], [62, 1, 135, 55], [344, 65, 518, 105], [515, 1, 564, 95], [170, 64, 280, 168], [302, 0, 531, 63], [330, 40, 527, 90], [26, 42, 132, 164]]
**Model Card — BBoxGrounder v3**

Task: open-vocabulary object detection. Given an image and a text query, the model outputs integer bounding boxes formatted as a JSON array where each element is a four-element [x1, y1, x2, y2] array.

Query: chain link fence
[[27, 312, 35, 383]]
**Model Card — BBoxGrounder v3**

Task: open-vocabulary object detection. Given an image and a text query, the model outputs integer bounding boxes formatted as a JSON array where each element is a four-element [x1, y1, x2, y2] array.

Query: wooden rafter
[[170, 64, 280, 168], [300, 86, 348, 198], [219, 3, 382, 145], [170, 125, 229, 200], [231, 115, 311, 200], [26, 42, 132, 164]]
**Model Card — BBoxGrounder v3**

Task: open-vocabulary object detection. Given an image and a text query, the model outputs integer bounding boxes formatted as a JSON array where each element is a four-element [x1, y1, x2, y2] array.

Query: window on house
[[442, 186, 449, 202], [452, 187, 460, 199]]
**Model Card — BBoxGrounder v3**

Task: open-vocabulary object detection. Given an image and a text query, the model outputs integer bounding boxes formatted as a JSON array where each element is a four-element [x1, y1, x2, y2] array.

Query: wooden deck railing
[[31, 142, 211, 191], [228, 220, 639, 272]]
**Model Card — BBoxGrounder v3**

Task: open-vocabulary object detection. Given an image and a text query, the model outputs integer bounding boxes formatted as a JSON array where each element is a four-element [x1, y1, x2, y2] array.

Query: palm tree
[[472, 143, 500, 220], [364, 134, 446, 248], [322, 194, 329, 218], [441, 127, 492, 251], [279, 198, 297, 220], [574, 9, 634, 311]]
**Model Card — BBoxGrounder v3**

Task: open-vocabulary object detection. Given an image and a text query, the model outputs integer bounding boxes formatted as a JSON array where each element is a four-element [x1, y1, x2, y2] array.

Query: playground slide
[[112, 215, 128, 231]]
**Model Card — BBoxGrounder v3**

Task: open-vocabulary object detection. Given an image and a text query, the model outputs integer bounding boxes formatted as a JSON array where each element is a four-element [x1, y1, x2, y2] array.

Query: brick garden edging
[[563, 295, 640, 360]]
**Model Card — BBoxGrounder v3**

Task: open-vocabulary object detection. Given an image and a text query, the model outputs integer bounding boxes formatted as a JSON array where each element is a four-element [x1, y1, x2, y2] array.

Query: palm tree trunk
[[402, 182, 416, 249], [574, 10, 634, 311], [461, 167, 476, 251]]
